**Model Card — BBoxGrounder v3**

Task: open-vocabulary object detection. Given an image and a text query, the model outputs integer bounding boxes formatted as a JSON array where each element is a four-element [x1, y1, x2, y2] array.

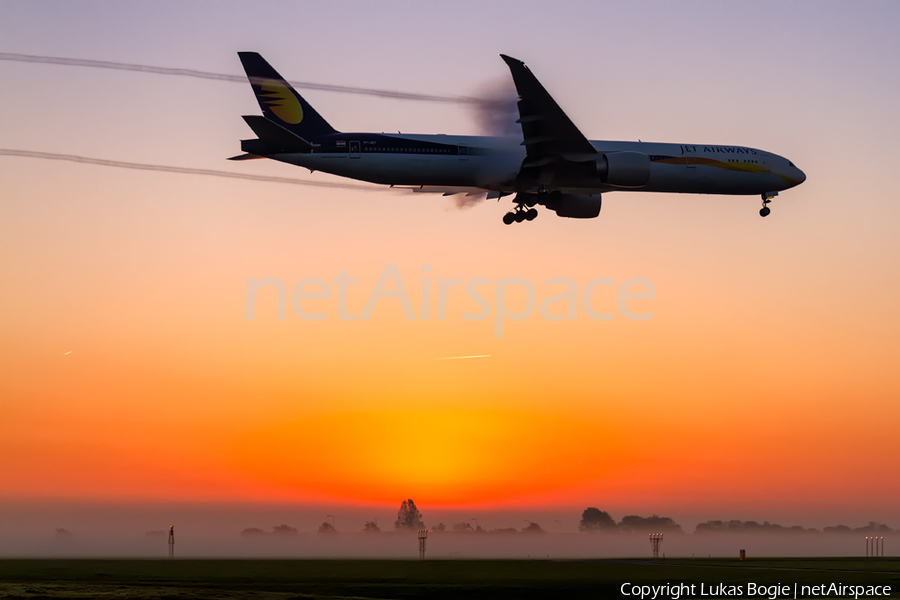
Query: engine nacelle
[[596, 151, 651, 187], [542, 193, 602, 219]]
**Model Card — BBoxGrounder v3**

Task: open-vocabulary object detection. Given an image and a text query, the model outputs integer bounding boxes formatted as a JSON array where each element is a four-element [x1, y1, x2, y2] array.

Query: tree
[[272, 524, 298, 535], [452, 522, 474, 533], [363, 521, 381, 533], [433, 523, 447, 532], [522, 521, 546, 534], [618, 515, 682, 533], [318, 521, 338, 534], [695, 520, 726, 533], [824, 525, 852, 533], [579, 508, 617, 532], [240, 527, 266, 537], [394, 499, 424, 531], [695, 520, 818, 534]]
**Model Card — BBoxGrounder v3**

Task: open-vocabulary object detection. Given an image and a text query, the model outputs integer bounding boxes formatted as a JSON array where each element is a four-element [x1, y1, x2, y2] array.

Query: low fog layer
[[0, 501, 891, 559]]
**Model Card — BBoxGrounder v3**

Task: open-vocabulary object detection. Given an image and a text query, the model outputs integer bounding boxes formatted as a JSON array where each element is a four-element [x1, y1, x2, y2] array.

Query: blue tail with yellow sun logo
[[238, 52, 337, 138]]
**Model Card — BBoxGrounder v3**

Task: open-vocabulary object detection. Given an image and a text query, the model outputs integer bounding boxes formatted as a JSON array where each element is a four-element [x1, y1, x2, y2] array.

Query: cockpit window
[[789, 162, 795, 167]]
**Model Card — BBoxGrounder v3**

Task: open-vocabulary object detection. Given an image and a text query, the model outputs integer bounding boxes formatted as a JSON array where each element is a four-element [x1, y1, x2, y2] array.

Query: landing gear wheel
[[503, 199, 539, 224], [759, 192, 775, 218]]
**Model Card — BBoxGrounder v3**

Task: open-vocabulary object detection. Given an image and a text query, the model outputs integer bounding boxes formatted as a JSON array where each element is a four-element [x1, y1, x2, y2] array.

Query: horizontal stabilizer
[[227, 153, 265, 161], [242, 115, 316, 152]]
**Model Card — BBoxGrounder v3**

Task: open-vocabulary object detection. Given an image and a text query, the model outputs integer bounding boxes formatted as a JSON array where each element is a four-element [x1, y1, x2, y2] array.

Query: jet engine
[[542, 193, 602, 219], [595, 151, 651, 187]]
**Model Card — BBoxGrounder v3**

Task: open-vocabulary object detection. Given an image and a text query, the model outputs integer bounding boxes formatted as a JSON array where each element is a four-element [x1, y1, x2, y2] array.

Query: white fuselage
[[271, 134, 806, 196]]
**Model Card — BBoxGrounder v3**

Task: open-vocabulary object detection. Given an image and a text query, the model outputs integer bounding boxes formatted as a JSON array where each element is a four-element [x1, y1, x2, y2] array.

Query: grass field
[[0, 557, 897, 599]]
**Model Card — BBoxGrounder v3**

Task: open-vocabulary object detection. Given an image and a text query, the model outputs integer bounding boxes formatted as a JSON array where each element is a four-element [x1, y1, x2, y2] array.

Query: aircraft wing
[[500, 55, 597, 169], [394, 185, 507, 199]]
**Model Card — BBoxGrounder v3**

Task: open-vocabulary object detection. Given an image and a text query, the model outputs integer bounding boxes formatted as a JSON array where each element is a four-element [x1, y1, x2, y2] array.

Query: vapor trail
[[0, 52, 479, 105], [0, 149, 380, 191]]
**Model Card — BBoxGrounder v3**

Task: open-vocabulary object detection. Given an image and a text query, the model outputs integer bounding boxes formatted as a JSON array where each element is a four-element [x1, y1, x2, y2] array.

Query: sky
[[1, 1, 899, 549]]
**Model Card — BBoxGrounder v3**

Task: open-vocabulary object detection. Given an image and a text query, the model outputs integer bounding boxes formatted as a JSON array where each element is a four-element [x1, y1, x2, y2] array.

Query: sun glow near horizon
[[226, 407, 631, 505], [1, 1, 899, 528]]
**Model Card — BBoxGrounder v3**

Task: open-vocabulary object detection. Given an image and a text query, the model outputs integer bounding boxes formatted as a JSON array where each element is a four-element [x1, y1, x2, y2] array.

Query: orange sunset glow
[[2, 2, 900, 552]]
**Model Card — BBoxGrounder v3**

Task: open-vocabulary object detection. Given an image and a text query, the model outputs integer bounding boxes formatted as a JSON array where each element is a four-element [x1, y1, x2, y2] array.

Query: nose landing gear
[[759, 191, 777, 217]]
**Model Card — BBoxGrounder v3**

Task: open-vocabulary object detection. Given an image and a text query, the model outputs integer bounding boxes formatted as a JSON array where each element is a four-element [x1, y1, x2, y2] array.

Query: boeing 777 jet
[[231, 52, 806, 223]]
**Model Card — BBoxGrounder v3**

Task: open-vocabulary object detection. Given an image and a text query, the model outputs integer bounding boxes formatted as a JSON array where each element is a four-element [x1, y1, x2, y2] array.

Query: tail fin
[[237, 52, 337, 137]]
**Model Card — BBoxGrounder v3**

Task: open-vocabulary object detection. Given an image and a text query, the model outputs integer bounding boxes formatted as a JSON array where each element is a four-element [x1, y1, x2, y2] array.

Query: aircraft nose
[[796, 168, 806, 186]]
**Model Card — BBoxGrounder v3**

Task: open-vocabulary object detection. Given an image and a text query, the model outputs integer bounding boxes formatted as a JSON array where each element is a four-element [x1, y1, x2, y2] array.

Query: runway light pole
[[418, 529, 428, 559], [649, 533, 664, 559], [869, 536, 885, 557]]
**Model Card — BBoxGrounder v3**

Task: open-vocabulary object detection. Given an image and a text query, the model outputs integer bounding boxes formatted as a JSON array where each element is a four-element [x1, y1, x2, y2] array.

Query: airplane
[[231, 52, 806, 223]]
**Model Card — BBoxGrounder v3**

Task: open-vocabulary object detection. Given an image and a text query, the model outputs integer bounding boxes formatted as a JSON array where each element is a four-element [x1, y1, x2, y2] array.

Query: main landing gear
[[759, 191, 777, 217], [502, 204, 538, 225], [502, 192, 539, 225]]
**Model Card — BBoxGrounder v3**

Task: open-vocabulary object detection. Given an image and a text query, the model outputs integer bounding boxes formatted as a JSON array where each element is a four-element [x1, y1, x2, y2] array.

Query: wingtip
[[499, 54, 525, 68]]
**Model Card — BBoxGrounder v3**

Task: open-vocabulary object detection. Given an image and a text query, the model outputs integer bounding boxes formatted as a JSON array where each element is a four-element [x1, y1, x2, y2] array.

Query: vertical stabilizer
[[237, 52, 338, 137]]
